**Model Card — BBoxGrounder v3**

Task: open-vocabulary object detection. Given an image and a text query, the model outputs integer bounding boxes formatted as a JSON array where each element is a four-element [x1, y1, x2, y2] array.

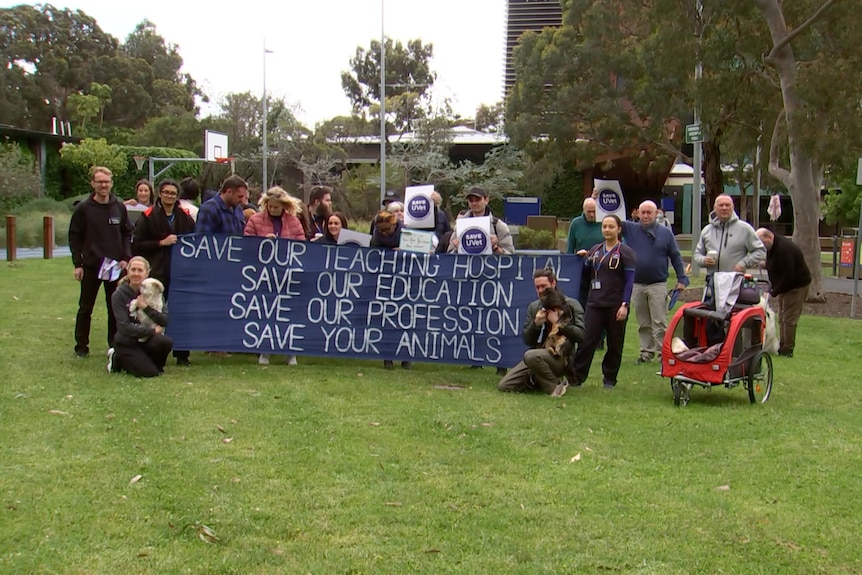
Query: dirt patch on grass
[[678, 288, 862, 320]]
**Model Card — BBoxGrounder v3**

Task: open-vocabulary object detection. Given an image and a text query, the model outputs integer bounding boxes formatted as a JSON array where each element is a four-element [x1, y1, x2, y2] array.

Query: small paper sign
[[456, 216, 492, 255], [98, 257, 122, 281], [336, 229, 372, 247], [399, 229, 435, 253], [404, 185, 435, 229], [594, 178, 627, 221]]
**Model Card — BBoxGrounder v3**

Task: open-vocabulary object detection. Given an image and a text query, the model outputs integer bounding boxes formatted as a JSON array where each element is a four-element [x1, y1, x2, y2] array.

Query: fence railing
[[4, 215, 55, 261]]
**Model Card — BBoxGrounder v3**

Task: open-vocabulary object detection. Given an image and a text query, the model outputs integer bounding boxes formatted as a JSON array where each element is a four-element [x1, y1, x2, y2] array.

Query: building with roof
[[0, 124, 81, 197]]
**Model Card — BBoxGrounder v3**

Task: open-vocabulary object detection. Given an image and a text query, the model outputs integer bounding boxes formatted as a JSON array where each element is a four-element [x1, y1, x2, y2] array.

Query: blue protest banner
[[167, 235, 583, 366]]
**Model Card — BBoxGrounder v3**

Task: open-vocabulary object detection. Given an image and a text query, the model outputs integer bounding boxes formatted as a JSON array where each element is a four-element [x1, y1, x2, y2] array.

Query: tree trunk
[[756, 0, 827, 302], [702, 140, 724, 212], [736, 163, 749, 222]]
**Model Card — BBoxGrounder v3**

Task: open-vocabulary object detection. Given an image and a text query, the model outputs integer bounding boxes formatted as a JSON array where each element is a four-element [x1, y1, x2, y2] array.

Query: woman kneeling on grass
[[107, 256, 172, 377]]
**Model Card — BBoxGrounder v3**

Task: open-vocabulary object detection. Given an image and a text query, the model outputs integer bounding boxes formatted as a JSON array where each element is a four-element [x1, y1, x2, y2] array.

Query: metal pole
[[690, 0, 704, 276], [753, 122, 762, 228], [379, 0, 387, 206], [852, 163, 862, 317], [262, 40, 268, 191]]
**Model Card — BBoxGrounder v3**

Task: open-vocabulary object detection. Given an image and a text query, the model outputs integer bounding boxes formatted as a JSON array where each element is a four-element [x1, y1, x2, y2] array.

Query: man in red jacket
[[755, 228, 811, 357]]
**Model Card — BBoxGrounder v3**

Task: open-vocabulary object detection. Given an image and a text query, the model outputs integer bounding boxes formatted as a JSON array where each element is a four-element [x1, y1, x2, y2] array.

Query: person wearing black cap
[[382, 189, 398, 206], [370, 190, 401, 234], [447, 187, 514, 254], [449, 186, 514, 375]]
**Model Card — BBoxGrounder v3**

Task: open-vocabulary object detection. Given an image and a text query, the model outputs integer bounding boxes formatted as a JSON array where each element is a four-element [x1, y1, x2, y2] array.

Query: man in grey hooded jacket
[[693, 195, 765, 273]]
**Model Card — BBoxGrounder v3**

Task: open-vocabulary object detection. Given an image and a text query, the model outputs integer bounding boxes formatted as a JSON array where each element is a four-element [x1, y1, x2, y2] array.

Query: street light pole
[[691, 0, 704, 275], [379, 0, 387, 206], [262, 42, 273, 190]]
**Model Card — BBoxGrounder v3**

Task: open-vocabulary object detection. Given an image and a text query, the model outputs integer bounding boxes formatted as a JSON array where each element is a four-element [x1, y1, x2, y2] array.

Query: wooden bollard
[[5, 215, 15, 261], [43, 216, 54, 259]]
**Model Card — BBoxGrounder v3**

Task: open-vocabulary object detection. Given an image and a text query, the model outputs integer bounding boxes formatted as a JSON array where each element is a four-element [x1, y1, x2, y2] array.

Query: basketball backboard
[[205, 130, 229, 162]]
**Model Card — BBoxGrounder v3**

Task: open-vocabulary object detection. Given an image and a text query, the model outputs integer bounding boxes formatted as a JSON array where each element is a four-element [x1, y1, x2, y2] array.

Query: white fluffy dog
[[129, 277, 165, 340]]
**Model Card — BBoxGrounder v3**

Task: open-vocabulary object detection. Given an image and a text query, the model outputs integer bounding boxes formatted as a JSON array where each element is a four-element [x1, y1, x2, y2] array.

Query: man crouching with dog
[[498, 268, 586, 397], [107, 256, 172, 377]]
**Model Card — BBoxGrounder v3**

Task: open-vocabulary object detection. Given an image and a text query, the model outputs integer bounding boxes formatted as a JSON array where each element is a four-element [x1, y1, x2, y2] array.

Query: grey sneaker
[[106, 348, 115, 373], [551, 379, 569, 397]]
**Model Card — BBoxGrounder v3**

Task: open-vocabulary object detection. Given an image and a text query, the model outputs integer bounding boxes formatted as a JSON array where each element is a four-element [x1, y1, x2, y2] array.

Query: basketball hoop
[[215, 157, 236, 174], [133, 156, 147, 171]]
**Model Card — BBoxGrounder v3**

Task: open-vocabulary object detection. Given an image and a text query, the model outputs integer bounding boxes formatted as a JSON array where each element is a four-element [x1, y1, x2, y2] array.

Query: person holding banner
[[498, 268, 585, 396], [244, 187, 306, 366], [124, 179, 153, 208], [313, 212, 350, 244], [107, 256, 172, 378], [369, 211, 411, 370], [447, 187, 514, 255], [244, 187, 306, 241], [386, 201, 405, 222], [430, 190, 452, 239], [195, 175, 247, 236], [304, 185, 333, 240], [370, 210, 403, 250], [131, 179, 196, 366], [572, 215, 636, 388]]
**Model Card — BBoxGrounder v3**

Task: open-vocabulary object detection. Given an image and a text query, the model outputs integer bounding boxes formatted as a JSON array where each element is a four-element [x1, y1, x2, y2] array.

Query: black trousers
[[159, 276, 188, 362], [74, 267, 119, 355], [113, 334, 173, 378], [572, 306, 628, 386]]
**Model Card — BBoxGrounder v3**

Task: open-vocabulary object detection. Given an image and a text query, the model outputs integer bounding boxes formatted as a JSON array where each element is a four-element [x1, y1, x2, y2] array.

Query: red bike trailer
[[660, 301, 773, 406]]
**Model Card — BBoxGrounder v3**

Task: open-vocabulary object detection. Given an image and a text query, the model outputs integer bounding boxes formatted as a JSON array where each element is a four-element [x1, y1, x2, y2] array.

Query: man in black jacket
[[68, 166, 133, 358], [498, 268, 586, 396], [756, 228, 812, 357]]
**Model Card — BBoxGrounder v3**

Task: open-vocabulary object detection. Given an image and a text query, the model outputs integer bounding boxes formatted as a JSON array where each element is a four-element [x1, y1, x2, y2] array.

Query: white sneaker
[[106, 348, 115, 373], [287, 355, 297, 366], [258, 354, 270, 365]]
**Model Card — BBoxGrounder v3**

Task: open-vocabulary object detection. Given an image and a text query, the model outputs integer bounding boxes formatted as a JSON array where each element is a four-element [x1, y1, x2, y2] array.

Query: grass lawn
[[2, 259, 861, 574]]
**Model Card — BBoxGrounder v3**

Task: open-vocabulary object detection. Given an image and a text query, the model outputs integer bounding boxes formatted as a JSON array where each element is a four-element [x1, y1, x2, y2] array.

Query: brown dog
[[540, 288, 573, 358]]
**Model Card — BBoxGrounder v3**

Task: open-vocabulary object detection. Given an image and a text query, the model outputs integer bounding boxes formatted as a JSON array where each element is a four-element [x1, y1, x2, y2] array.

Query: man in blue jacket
[[622, 200, 689, 363]]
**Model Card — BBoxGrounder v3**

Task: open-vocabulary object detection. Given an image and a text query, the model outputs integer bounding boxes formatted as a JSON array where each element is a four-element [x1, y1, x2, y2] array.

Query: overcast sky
[[6, 0, 508, 129]]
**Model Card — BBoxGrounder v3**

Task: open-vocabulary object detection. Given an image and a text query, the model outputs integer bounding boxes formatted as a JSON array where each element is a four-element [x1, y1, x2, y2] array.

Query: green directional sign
[[685, 123, 705, 144]]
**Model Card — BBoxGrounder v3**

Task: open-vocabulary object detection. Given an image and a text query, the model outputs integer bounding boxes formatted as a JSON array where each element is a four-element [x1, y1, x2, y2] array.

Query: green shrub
[[0, 142, 42, 215], [11, 198, 73, 216], [541, 165, 584, 218], [516, 227, 557, 250]]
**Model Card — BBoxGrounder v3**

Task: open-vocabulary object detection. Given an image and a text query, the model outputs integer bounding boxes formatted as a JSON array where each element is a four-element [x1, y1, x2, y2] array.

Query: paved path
[[1, 246, 71, 260], [823, 276, 860, 296]]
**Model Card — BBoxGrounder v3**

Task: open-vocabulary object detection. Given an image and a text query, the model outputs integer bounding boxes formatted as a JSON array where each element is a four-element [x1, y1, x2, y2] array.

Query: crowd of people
[[68, 166, 806, 387]]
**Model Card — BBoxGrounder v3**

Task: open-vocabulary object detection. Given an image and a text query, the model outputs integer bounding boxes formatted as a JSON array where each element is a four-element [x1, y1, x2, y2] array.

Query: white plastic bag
[[760, 295, 779, 355]]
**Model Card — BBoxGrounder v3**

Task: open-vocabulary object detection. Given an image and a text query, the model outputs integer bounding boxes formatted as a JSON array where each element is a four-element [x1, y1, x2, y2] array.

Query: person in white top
[[177, 176, 200, 222]]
